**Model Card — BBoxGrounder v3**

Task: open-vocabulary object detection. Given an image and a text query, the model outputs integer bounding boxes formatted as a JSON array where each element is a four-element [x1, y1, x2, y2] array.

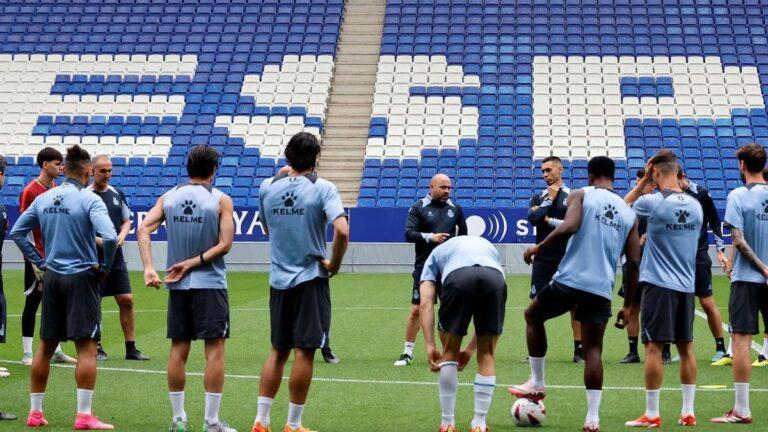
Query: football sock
[[438, 362, 458, 427], [715, 338, 726, 353], [529, 356, 546, 388], [287, 403, 304, 430], [574, 340, 583, 355], [645, 389, 660, 418], [471, 374, 495, 430], [662, 344, 671, 357], [204, 392, 221, 425], [169, 391, 187, 422], [681, 384, 695, 416], [125, 341, 136, 352], [55, 344, 64, 354], [77, 389, 93, 415], [404, 341, 415, 357], [734, 382, 750, 416], [727, 337, 733, 357], [585, 389, 602, 424], [628, 337, 638, 355], [256, 396, 273, 426], [22, 337, 33, 354], [30, 393, 44, 412]]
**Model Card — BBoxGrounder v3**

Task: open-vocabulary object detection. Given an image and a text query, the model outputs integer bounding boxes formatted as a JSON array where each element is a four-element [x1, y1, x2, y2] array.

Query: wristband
[[200, 253, 206, 265]]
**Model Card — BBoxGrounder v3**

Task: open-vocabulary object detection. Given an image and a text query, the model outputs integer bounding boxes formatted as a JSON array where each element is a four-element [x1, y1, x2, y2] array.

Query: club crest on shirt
[[113, 197, 119, 206], [447, 209, 454, 218]]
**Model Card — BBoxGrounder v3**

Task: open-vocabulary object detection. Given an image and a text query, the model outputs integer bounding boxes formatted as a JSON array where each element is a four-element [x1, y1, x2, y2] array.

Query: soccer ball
[[511, 398, 546, 427]]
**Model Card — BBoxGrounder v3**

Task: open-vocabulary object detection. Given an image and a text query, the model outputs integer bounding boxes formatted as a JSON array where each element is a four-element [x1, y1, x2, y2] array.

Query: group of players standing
[[0, 136, 766, 432], [398, 145, 768, 432]]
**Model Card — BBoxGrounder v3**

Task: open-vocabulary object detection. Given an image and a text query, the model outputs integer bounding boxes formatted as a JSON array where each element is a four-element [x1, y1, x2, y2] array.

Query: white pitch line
[[693, 309, 762, 353], [0, 359, 764, 392]]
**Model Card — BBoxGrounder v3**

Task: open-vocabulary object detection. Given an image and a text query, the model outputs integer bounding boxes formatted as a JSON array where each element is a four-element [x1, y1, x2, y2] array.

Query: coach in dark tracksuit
[[680, 171, 729, 362], [527, 156, 584, 362], [393, 174, 467, 366]]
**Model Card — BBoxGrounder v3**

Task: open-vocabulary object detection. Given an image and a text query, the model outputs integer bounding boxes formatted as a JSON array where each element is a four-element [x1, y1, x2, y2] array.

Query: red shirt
[[19, 179, 54, 257]]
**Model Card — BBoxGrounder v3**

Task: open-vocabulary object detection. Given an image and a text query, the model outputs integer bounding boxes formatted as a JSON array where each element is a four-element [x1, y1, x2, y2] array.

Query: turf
[[0, 271, 766, 431]]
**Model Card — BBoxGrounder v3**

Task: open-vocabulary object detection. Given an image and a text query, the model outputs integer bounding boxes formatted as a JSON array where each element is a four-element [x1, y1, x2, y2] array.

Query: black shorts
[[411, 266, 423, 305], [167, 289, 230, 340], [530, 260, 558, 299], [618, 263, 644, 304], [729, 281, 768, 335], [640, 282, 695, 344], [694, 256, 713, 298], [41, 269, 102, 341], [535, 280, 612, 325], [0, 284, 6, 344], [270, 277, 331, 350], [100, 248, 130, 297], [438, 266, 507, 336]]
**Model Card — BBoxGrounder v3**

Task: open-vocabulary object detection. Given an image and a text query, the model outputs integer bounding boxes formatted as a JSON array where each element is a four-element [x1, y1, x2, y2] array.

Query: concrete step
[[327, 94, 374, 105], [337, 64, 378, 74]]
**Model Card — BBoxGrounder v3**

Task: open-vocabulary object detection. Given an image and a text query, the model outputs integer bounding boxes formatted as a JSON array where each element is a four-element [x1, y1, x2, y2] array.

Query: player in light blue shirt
[[623, 150, 703, 428], [138, 145, 236, 432], [418, 235, 506, 432], [254, 133, 349, 432], [712, 144, 768, 425], [10, 145, 117, 429], [511, 156, 641, 432]]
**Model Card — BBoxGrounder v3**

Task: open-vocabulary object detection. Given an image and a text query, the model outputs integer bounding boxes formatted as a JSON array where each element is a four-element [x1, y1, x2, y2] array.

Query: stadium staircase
[[318, 0, 388, 205]]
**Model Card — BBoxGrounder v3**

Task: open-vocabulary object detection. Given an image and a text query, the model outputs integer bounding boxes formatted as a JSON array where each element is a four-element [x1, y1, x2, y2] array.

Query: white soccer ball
[[511, 398, 546, 427]]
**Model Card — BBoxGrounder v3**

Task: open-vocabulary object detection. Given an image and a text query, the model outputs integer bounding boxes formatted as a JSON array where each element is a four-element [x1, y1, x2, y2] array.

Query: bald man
[[395, 174, 467, 366]]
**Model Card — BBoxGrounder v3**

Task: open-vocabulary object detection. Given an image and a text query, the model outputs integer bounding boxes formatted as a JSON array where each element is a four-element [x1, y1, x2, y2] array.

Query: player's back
[[554, 186, 636, 299], [163, 183, 226, 289], [726, 183, 768, 283], [423, 236, 503, 284], [259, 172, 345, 289], [635, 190, 703, 292], [28, 180, 106, 274]]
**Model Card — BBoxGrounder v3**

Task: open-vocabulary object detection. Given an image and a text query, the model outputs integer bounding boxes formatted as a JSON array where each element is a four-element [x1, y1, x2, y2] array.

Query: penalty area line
[[0, 359, 764, 392]]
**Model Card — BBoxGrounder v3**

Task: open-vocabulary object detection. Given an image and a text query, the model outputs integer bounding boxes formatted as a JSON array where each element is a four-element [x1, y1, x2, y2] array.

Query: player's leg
[[21, 261, 42, 365], [438, 333, 463, 432], [0, 285, 15, 421], [256, 347, 291, 430], [581, 322, 606, 431], [510, 281, 573, 399], [114, 293, 149, 360], [471, 335, 498, 432], [395, 274, 422, 366], [203, 338, 234, 431], [676, 341, 697, 425], [28, 338, 57, 426], [622, 304, 641, 363], [168, 339, 192, 429], [695, 261, 727, 362], [753, 312, 768, 366], [286, 348, 315, 431], [570, 311, 584, 363]]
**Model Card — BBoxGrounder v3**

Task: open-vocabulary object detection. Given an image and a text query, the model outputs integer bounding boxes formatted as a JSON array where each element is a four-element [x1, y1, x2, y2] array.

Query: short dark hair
[[186, 145, 219, 179], [763, 169, 768, 181], [676, 163, 685, 179], [541, 156, 562, 165], [284, 132, 320, 171], [736, 143, 767, 174], [587, 156, 615, 180], [635, 168, 645, 179], [0, 155, 6, 174], [37, 147, 63, 168], [648, 149, 678, 175], [65, 145, 91, 175]]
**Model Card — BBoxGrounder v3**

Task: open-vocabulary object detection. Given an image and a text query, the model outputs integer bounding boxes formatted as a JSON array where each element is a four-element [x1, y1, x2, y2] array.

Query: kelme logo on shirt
[[594, 204, 621, 230], [43, 195, 69, 215], [666, 208, 696, 231], [273, 191, 305, 216], [758, 199, 768, 221], [172, 200, 203, 223]]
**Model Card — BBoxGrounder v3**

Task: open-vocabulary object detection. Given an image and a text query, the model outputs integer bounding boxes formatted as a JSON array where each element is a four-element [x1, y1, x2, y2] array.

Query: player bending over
[[419, 236, 507, 432]]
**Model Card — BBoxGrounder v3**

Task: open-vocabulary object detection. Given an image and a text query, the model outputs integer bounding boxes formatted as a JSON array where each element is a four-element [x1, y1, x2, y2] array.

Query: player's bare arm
[[321, 215, 349, 277], [165, 195, 235, 283], [418, 280, 441, 372], [730, 227, 768, 283], [137, 196, 165, 288], [523, 188, 585, 264], [624, 161, 654, 205]]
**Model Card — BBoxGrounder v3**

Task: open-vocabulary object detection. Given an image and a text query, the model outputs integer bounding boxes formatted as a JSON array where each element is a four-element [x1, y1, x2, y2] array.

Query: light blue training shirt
[[724, 182, 768, 284], [420, 236, 504, 284]]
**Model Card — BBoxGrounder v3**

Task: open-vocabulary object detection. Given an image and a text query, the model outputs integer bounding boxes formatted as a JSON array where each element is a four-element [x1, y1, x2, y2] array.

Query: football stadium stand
[[0, 0, 765, 213]]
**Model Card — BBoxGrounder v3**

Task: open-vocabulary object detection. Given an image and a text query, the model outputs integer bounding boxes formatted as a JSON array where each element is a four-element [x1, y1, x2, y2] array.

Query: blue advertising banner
[[4, 206, 731, 245]]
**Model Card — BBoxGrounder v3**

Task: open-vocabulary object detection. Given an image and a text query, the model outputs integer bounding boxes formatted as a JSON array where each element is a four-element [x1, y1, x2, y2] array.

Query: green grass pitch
[[0, 271, 766, 431]]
